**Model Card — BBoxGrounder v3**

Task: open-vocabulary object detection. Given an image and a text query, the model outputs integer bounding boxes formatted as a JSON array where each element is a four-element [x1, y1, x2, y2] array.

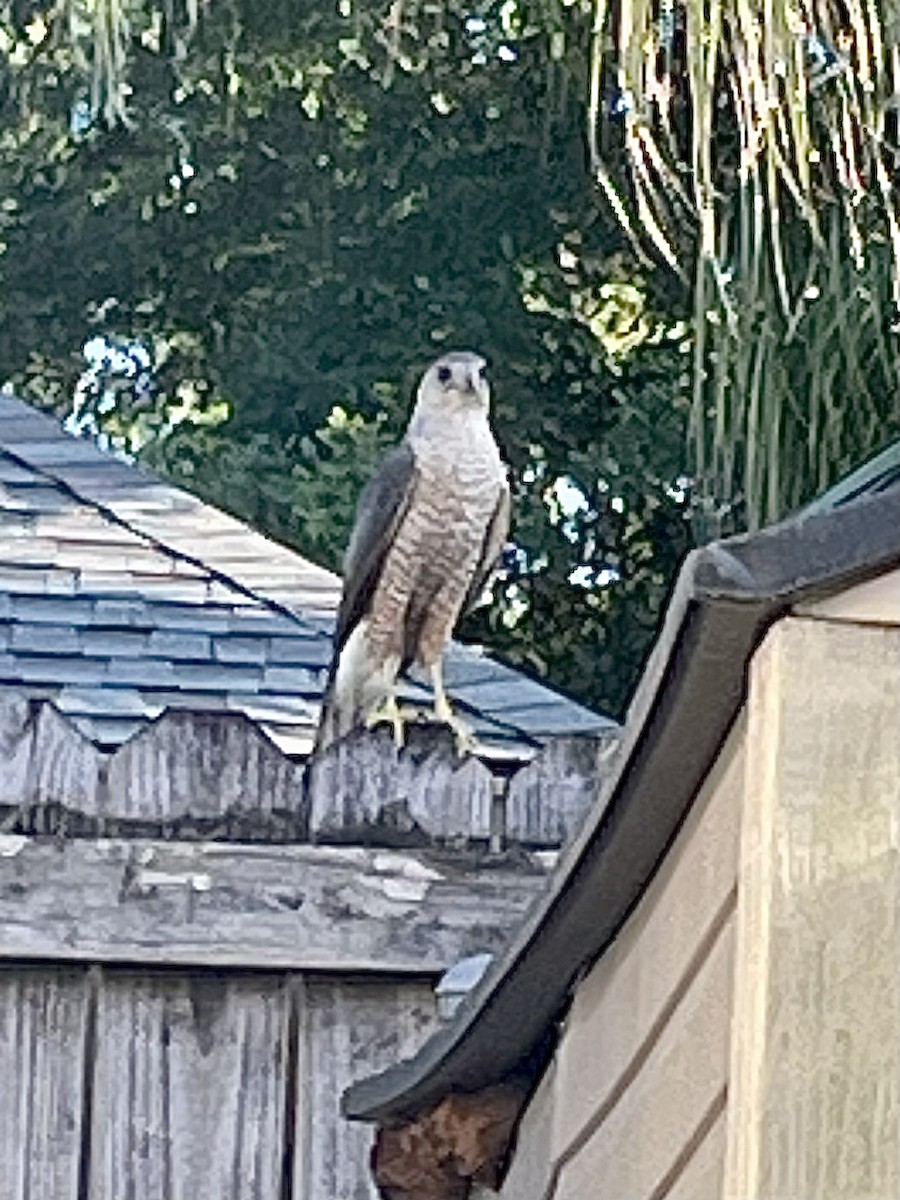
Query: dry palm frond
[[588, 0, 900, 535]]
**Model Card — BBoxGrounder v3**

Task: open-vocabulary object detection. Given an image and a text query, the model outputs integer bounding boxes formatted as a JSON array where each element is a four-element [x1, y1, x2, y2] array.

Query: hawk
[[314, 351, 511, 755]]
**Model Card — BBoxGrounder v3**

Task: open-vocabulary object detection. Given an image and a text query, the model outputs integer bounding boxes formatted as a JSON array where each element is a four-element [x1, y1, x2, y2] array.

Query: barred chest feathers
[[408, 412, 506, 542]]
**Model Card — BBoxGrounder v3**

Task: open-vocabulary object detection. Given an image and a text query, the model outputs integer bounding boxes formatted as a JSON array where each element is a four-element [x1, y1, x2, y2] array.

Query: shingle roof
[[0, 393, 611, 760]]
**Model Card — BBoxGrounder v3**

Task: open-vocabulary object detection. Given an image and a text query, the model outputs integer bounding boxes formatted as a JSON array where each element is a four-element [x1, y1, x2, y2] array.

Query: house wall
[[793, 564, 899, 624], [497, 716, 746, 1200], [725, 612, 900, 1200], [498, 564, 900, 1200]]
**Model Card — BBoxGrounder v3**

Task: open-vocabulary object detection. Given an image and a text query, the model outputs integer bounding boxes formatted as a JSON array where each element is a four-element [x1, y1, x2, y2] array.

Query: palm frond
[[589, 0, 900, 534]]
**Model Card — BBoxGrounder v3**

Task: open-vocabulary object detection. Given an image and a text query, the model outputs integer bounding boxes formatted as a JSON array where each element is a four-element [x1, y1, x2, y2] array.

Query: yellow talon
[[364, 697, 425, 747], [432, 667, 477, 756], [364, 696, 407, 747]]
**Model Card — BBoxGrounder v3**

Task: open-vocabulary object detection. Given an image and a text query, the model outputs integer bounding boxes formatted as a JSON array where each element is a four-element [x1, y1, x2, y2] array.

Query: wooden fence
[[1, 962, 437, 1200], [0, 689, 617, 1199]]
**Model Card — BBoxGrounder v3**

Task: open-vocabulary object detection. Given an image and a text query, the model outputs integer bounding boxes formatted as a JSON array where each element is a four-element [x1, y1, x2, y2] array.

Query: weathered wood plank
[[89, 968, 292, 1200], [306, 726, 494, 843], [505, 732, 619, 846], [0, 691, 103, 814], [0, 696, 309, 831], [297, 978, 439, 1200], [0, 964, 89, 1200], [0, 836, 549, 972], [1, 690, 611, 848], [106, 709, 307, 827]]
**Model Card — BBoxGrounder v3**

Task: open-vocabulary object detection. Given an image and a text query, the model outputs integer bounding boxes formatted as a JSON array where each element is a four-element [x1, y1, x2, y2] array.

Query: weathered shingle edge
[[343, 472, 900, 1124], [0, 411, 331, 633]]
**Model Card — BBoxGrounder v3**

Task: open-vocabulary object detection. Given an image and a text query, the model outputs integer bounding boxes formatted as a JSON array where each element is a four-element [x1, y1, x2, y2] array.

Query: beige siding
[[725, 617, 900, 1200], [499, 716, 744, 1200], [555, 919, 732, 1200], [497, 571, 900, 1200], [794, 566, 900, 625], [666, 1110, 727, 1200], [498, 1061, 557, 1200], [551, 716, 743, 1164]]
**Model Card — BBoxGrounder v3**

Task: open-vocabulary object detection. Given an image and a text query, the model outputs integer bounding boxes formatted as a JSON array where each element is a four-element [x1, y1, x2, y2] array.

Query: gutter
[[343, 480, 900, 1124]]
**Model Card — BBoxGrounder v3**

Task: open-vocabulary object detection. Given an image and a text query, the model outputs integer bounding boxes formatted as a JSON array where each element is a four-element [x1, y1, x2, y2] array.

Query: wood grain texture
[[0, 698, 307, 832], [106, 710, 308, 828], [504, 732, 619, 846], [88, 968, 291, 1200], [0, 692, 604, 850], [725, 618, 900, 1200], [0, 836, 548, 972], [297, 979, 439, 1200], [0, 964, 90, 1200], [306, 726, 493, 843], [0, 692, 103, 815]]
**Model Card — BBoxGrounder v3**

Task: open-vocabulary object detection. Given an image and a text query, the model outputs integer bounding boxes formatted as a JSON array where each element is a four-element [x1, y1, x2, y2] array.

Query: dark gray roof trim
[[344, 470, 900, 1123]]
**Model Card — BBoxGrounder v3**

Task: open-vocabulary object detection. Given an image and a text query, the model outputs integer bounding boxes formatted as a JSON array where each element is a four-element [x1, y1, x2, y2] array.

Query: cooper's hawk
[[314, 351, 511, 754]]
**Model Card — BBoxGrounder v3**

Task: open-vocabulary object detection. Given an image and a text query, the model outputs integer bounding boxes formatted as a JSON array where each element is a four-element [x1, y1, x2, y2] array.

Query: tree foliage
[[0, 0, 695, 718]]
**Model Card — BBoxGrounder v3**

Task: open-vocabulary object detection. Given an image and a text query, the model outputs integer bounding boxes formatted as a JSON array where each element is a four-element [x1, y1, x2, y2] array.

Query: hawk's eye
[[478, 364, 488, 379], [437, 366, 452, 384]]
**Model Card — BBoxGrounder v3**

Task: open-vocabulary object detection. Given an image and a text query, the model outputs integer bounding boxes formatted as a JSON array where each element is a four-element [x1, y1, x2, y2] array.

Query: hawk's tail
[[313, 622, 390, 755], [312, 676, 345, 756], [312, 662, 367, 756]]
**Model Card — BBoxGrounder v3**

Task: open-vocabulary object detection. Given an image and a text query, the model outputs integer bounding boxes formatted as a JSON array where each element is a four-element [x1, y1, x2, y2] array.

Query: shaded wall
[[499, 718, 744, 1200]]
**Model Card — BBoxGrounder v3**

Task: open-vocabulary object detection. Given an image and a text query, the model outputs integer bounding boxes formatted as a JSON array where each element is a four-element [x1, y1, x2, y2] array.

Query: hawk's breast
[[366, 420, 505, 664]]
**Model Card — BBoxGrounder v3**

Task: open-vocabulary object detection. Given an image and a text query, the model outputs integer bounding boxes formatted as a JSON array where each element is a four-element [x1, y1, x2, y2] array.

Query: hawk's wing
[[335, 440, 418, 652], [462, 481, 512, 614]]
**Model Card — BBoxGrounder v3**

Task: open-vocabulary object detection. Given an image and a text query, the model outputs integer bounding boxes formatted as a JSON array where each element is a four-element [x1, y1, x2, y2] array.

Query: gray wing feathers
[[314, 441, 417, 756], [462, 483, 512, 614], [335, 440, 418, 651]]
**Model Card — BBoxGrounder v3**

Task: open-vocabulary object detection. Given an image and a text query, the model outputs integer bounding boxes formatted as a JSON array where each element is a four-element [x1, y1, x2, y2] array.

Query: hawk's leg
[[364, 695, 423, 748], [430, 661, 477, 755]]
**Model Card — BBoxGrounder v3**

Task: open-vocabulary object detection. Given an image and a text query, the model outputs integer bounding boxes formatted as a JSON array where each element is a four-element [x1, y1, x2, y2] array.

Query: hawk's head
[[417, 350, 490, 414]]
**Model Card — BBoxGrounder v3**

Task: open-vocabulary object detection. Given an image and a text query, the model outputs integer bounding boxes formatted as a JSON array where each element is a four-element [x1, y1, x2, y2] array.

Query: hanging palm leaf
[[588, 0, 900, 534]]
